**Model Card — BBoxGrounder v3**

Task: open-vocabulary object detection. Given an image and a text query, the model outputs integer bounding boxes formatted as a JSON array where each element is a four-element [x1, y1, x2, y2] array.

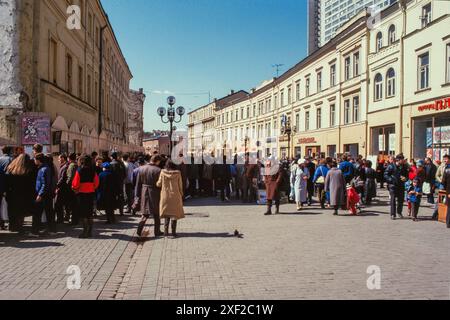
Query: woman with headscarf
[[291, 159, 309, 211], [97, 162, 119, 224]]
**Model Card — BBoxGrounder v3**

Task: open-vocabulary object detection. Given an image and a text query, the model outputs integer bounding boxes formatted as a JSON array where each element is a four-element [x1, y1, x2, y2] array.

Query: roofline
[[96, 0, 133, 78]]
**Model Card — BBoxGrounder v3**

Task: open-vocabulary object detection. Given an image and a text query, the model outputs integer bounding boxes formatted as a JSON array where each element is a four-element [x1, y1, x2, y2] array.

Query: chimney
[[214, 98, 217, 102], [251, 88, 256, 93], [230, 90, 235, 95], [139, 88, 143, 94]]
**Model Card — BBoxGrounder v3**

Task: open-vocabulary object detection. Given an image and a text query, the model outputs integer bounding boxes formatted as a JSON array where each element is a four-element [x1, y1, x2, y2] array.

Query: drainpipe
[[399, 0, 407, 157], [98, 25, 107, 136]]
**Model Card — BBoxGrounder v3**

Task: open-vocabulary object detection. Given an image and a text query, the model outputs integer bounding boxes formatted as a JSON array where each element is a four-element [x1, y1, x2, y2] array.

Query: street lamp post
[[281, 115, 296, 159], [157, 96, 185, 157]]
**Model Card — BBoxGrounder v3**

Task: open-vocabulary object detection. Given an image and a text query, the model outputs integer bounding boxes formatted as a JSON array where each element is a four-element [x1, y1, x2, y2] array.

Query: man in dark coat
[[54, 154, 70, 224], [134, 155, 163, 237], [384, 155, 408, 220], [213, 156, 231, 202], [97, 162, 119, 224], [440, 154, 450, 228], [110, 152, 126, 216], [304, 157, 316, 206], [242, 153, 259, 203]]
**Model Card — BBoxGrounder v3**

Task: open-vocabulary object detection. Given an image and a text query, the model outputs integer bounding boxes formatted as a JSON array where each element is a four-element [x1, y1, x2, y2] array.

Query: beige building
[[188, 0, 450, 162], [0, 0, 143, 154]]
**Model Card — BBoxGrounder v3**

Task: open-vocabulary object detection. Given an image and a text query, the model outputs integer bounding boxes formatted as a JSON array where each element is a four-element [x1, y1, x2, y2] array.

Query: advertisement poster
[[389, 134, 396, 152], [378, 135, 385, 151], [434, 125, 450, 144], [21, 114, 51, 145], [426, 127, 433, 148]]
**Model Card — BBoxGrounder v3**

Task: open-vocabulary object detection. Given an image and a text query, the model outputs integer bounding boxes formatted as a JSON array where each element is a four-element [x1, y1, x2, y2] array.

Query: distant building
[[308, 0, 397, 54]]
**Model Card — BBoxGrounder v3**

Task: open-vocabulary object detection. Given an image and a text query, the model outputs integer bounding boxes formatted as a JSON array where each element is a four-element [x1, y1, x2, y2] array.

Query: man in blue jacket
[[313, 159, 330, 209], [339, 155, 354, 184], [32, 153, 56, 237]]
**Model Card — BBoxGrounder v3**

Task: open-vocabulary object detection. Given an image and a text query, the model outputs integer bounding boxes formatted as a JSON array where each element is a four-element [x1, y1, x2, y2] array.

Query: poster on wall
[[389, 134, 396, 152], [21, 114, 51, 145], [426, 127, 433, 148], [434, 126, 450, 144], [378, 135, 385, 151]]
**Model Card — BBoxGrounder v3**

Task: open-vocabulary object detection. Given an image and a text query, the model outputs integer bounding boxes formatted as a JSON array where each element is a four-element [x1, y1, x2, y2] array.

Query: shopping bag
[[1, 198, 8, 221], [422, 182, 431, 195]]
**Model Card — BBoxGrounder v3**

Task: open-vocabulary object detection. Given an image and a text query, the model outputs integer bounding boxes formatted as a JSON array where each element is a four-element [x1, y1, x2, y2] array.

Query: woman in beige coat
[[156, 159, 185, 238]]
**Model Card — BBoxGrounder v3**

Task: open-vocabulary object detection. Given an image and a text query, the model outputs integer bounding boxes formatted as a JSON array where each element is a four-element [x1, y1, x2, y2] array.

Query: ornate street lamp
[[280, 114, 297, 159], [157, 96, 185, 157]]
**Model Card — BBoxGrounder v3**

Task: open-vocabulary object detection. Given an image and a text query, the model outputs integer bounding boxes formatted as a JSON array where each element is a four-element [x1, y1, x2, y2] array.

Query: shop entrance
[[306, 146, 321, 158], [327, 145, 336, 158], [370, 125, 396, 161]]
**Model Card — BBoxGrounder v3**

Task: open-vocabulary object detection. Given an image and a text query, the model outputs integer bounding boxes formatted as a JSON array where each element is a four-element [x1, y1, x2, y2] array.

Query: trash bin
[[438, 190, 447, 223]]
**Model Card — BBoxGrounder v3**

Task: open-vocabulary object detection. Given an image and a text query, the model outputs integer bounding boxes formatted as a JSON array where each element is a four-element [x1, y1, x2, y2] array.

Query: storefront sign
[[418, 97, 450, 112], [298, 137, 317, 144], [21, 114, 51, 145]]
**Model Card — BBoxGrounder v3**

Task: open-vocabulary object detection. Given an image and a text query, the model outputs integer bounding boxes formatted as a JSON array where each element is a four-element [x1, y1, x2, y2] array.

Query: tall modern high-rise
[[308, 0, 397, 54]]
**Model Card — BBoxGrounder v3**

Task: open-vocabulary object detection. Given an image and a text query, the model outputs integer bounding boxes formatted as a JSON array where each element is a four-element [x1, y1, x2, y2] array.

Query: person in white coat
[[291, 159, 310, 211]]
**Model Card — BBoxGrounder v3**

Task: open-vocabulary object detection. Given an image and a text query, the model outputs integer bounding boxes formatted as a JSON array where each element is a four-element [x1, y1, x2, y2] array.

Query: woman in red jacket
[[72, 155, 99, 238], [409, 159, 418, 181]]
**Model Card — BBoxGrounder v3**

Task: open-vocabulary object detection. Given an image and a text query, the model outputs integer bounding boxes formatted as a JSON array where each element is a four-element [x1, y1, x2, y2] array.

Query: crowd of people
[[1, 144, 449, 241]]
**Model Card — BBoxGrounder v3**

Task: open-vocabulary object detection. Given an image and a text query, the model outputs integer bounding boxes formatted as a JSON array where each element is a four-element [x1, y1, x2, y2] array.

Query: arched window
[[376, 32, 383, 52], [388, 25, 396, 45], [386, 68, 396, 97], [375, 73, 383, 101]]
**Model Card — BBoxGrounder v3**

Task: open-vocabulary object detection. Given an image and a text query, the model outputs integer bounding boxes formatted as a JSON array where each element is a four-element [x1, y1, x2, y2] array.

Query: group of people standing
[[0, 145, 187, 239], [262, 152, 450, 228]]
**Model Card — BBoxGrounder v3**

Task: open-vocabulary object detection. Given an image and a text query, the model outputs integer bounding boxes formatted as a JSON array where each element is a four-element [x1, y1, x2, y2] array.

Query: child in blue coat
[[407, 178, 423, 222]]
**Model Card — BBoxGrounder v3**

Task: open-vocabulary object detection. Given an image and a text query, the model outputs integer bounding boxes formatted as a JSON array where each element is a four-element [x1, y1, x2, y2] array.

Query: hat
[[102, 162, 111, 169], [298, 159, 306, 165], [417, 160, 424, 167]]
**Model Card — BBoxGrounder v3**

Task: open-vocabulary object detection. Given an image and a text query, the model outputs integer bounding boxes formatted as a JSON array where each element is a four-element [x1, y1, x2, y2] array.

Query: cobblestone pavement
[[0, 190, 449, 300]]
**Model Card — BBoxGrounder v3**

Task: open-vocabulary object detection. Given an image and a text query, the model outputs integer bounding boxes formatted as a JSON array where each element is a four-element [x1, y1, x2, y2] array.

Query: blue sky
[[101, 0, 308, 132]]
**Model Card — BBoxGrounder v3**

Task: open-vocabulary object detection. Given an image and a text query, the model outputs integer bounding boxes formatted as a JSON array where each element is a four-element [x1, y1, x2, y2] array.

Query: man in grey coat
[[325, 161, 346, 216], [134, 155, 163, 237]]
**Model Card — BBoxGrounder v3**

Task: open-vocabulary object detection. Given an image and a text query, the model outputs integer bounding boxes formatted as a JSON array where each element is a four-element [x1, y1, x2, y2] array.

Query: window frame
[[418, 52, 430, 90], [386, 68, 396, 98], [376, 32, 383, 52], [374, 73, 383, 101], [388, 24, 396, 45], [330, 104, 336, 127], [353, 96, 359, 123], [317, 108, 322, 129], [344, 100, 350, 124]]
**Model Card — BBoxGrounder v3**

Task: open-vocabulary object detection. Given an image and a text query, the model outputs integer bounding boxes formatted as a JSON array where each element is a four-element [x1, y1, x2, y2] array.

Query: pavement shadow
[[177, 232, 236, 238], [276, 211, 324, 215], [0, 241, 65, 249]]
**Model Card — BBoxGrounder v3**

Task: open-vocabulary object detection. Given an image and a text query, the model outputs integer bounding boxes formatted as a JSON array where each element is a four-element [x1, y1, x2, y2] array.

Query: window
[[66, 54, 73, 94], [49, 39, 57, 84], [247, 106, 250, 118], [353, 96, 359, 123], [317, 108, 322, 129], [241, 108, 244, 120], [388, 25, 396, 45], [317, 72, 322, 92], [274, 95, 278, 109], [288, 86, 292, 104], [353, 52, 359, 76], [295, 113, 300, 131], [374, 73, 383, 101], [344, 57, 351, 80], [306, 78, 310, 96], [88, 13, 93, 37], [446, 44, 450, 83], [330, 104, 336, 127], [253, 104, 256, 116], [87, 74, 92, 104], [330, 64, 336, 86], [376, 32, 383, 52], [305, 111, 310, 131], [344, 100, 350, 124], [280, 90, 285, 106], [386, 68, 396, 97], [421, 3, 432, 28], [295, 81, 300, 101], [94, 81, 98, 106], [78, 66, 83, 99], [418, 52, 430, 90]]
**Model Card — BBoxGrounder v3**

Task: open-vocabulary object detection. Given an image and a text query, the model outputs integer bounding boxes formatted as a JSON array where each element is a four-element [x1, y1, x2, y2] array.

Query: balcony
[[368, 42, 400, 64]]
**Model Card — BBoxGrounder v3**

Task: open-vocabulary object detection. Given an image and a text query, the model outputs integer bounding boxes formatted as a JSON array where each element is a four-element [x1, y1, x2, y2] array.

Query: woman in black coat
[[5, 154, 36, 233]]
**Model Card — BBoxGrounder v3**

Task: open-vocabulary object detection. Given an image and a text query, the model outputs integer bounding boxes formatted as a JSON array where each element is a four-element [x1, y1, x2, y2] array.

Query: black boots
[[79, 219, 89, 238], [265, 201, 273, 215], [171, 220, 178, 238], [137, 218, 147, 237]]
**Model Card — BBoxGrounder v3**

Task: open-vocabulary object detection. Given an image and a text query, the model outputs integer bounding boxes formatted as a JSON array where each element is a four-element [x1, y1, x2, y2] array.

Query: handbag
[[1, 198, 8, 221], [422, 182, 431, 195], [316, 167, 325, 185]]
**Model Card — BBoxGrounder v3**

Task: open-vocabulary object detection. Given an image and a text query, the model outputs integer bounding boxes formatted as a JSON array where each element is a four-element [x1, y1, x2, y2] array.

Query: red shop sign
[[299, 137, 317, 144], [418, 97, 450, 112]]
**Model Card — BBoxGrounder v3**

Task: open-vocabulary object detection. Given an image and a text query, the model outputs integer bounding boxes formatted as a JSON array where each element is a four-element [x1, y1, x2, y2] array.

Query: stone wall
[[0, 0, 36, 144]]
